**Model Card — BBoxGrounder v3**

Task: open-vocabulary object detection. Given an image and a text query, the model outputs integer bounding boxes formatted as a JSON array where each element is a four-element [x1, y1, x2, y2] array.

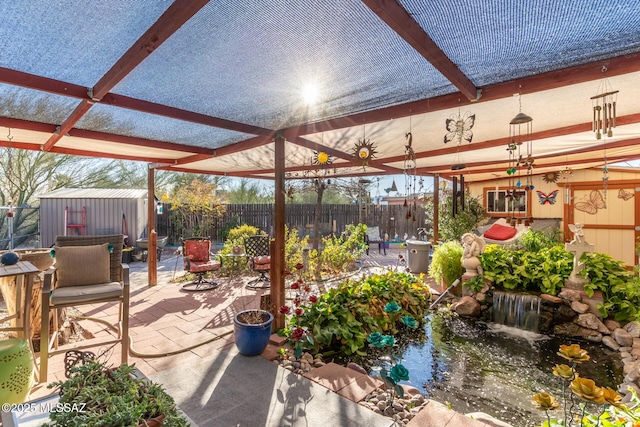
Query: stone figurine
[[461, 233, 486, 276]]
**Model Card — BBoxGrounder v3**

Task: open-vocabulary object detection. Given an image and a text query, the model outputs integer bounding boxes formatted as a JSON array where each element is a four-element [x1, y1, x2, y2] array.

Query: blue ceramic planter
[[233, 310, 273, 356]]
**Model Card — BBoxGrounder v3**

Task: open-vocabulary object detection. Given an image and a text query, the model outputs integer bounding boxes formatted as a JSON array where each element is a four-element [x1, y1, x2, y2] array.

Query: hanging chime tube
[[459, 175, 465, 211], [452, 176, 458, 218]]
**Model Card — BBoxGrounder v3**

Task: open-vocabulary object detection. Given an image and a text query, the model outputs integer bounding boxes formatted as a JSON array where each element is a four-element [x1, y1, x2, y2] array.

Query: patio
[[17, 249, 492, 427]]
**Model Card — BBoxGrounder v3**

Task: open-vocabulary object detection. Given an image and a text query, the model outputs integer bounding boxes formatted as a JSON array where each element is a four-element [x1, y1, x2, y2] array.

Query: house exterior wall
[[39, 192, 148, 248], [467, 167, 640, 266]]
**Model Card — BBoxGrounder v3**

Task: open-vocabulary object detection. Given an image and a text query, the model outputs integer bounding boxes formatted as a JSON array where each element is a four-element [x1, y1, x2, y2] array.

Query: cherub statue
[[461, 233, 486, 276]]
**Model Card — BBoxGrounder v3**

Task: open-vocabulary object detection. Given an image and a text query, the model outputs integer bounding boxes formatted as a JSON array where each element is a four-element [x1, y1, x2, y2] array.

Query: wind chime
[[506, 89, 534, 225], [591, 67, 618, 140], [591, 68, 617, 206], [403, 129, 417, 221]]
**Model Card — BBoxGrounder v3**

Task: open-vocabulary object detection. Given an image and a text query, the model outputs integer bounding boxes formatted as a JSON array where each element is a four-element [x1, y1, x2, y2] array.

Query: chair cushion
[[50, 282, 122, 305], [253, 263, 270, 272], [185, 240, 210, 263], [189, 260, 221, 273], [54, 243, 111, 287], [254, 255, 270, 265], [484, 223, 518, 241]]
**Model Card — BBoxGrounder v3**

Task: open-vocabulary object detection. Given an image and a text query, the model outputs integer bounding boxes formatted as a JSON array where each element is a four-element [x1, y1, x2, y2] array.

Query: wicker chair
[[40, 234, 129, 382], [244, 235, 271, 289]]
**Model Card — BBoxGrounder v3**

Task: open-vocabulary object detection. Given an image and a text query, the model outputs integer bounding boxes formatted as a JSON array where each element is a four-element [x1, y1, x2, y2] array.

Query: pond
[[370, 315, 623, 427]]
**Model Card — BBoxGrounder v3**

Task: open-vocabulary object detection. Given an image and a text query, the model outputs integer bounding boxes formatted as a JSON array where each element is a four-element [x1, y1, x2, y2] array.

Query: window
[[486, 189, 527, 214]]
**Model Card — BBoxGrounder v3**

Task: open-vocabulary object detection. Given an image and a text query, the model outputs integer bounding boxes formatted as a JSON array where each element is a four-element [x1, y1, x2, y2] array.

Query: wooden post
[[271, 132, 286, 330], [147, 166, 157, 286], [433, 173, 439, 243]]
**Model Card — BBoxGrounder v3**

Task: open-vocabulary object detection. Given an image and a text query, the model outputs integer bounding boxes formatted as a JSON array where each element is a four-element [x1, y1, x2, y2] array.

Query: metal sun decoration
[[312, 150, 332, 166], [353, 138, 377, 169]]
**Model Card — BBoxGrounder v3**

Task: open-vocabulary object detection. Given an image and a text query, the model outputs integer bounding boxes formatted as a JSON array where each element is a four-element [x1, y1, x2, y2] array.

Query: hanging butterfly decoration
[[536, 190, 559, 205], [618, 188, 634, 201], [444, 111, 475, 145], [575, 189, 606, 214], [312, 150, 332, 166], [542, 171, 560, 184], [353, 139, 377, 169]]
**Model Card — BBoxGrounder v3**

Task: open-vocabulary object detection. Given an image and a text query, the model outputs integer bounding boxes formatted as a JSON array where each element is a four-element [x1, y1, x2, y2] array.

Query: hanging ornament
[[312, 150, 331, 166], [444, 111, 475, 145], [353, 139, 377, 168], [591, 67, 618, 140], [542, 171, 560, 184]]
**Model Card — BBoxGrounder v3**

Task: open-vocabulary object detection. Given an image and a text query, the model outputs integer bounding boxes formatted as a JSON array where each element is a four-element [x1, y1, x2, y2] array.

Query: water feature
[[493, 291, 541, 332], [368, 315, 622, 427]]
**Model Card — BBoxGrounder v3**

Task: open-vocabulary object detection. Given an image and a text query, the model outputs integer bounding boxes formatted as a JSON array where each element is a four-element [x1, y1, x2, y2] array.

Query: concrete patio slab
[[149, 345, 395, 427]]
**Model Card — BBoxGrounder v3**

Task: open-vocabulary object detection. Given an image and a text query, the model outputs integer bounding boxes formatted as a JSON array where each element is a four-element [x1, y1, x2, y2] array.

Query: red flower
[[297, 278, 304, 284], [279, 306, 291, 314], [284, 269, 291, 276], [291, 282, 300, 290], [291, 327, 306, 342], [293, 297, 301, 306], [309, 295, 318, 303], [303, 285, 311, 293], [295, 308, 304, 316], [295, 262, 304, 270]]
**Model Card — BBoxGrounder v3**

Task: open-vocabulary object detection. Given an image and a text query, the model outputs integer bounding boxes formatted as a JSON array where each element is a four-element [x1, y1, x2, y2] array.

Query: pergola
[[2, 1, 640, 327]]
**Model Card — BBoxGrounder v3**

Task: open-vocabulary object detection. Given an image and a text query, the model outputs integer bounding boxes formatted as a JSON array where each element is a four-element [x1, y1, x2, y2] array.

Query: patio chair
[[182, 237, 221, 291], [40, 234, 129, 382], [244, 235, 271, 289], [365, 225, 387, 255]]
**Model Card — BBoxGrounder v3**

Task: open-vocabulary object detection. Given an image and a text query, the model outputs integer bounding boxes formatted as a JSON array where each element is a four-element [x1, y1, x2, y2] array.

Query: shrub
[[296, 271, 431, 356], [218, 224, 263, 275], [582, 252, 636, 321], [429, 240, 464, 287]]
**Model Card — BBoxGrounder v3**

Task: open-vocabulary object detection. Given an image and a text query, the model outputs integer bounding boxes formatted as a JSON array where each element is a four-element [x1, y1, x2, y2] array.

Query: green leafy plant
[[297, 271, 431, 356], [424, 188, 485, 241], [317, 223, 367, 275], [218, 224, 263, 275], [480, 244, 572, 295], [429, 240, 464, 287], [518, 228, 564, 253], [44, 361, 189, 427], [465, 275, 486, 293], [582, 252, 636, 321], [534, 344, 639, 427]]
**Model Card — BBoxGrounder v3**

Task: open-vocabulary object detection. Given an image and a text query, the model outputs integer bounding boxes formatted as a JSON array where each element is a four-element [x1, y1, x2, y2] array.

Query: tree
[[168, 178, 226, 238], [0, 149, 125, 249], [224, 178, 273, 204], [424, 187, 486, 242]]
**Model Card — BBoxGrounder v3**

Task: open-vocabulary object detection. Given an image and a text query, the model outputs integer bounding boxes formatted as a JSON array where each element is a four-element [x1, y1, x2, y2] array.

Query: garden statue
[[461, 233, 485, 276], [566, 223, 594, 281]]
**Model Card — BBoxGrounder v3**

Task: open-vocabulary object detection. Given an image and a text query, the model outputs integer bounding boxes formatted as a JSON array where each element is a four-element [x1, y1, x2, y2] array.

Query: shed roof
[[1, 1, 640, 183], [39, 188, 148, 200]]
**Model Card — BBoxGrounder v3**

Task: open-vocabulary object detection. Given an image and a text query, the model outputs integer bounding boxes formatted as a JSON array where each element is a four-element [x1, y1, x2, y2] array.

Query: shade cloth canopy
[[1, 0, 640, 182]]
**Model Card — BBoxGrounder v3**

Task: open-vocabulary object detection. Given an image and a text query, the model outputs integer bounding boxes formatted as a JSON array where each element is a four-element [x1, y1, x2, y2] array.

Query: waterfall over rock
[[493, 291, 541, 332]]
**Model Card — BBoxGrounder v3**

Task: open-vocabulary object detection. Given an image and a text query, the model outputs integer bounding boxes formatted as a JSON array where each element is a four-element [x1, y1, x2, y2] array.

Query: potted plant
[[428, 240, 464, 292], [43, 360, 189, 426], [233, 309, 274, 356]]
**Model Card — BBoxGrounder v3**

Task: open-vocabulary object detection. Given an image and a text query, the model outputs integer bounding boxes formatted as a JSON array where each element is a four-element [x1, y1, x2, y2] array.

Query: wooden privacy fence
[[155, 204, 429, 244]]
